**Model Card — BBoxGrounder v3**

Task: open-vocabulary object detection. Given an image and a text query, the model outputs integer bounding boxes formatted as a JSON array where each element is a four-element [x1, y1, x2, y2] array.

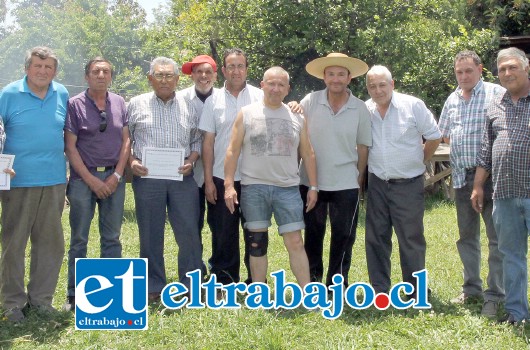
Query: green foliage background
[[0, 0, 528, 113]]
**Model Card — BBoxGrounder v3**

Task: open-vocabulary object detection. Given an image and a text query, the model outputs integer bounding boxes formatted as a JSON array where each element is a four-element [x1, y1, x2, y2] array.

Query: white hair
[[149, 57, 179, 76], [497, 47, 529, 69], [366, 65, 393, 84]]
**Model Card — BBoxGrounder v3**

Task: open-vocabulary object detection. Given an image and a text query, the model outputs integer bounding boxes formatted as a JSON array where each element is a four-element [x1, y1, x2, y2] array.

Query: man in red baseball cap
[[181, 55, 217, 97], [177, 54, 219, 277]]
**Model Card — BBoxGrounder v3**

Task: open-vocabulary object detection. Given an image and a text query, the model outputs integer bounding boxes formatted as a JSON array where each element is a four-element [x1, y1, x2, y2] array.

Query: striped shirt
[[199, 82, 263, 180], [476, 87, 530, 199], [127, 91, 201, 161], [438, 80, 505, 188], [177, 86, 220, 187], [367, 91, 441, 180]]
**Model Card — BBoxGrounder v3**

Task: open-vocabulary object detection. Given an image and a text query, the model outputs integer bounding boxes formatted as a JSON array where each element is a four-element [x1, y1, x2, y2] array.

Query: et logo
[[75, 258, 148, 330]]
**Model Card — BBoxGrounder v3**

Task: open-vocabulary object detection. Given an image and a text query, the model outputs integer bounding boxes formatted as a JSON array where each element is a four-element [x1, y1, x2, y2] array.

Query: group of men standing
[[0, 45, 529, 326]]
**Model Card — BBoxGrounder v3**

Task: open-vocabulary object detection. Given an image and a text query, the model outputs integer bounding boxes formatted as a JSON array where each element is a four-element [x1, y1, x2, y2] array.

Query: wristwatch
[[113, 172, 123, 182], [309, 185, 319, 192]]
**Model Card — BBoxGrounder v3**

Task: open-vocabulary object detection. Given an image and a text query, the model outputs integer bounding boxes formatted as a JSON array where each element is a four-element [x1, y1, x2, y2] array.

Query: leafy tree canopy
[[0, 0, 150, 98], [149, 0, 498, 115]]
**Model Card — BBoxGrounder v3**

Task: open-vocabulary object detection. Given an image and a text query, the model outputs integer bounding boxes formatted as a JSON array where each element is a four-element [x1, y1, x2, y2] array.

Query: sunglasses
[[99, 111, 107, 132]]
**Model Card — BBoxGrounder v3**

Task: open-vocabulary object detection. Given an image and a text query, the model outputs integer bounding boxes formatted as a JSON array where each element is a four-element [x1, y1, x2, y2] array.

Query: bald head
[[263, 66, 290, 83], [261, 66, 291, 108]]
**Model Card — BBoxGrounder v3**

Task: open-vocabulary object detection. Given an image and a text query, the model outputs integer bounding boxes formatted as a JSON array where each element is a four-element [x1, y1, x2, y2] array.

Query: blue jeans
[[241, 185, 304, 234], [493, 198, 530, 321], [133, 175, 202, 291], [66, 171, 126, 296]]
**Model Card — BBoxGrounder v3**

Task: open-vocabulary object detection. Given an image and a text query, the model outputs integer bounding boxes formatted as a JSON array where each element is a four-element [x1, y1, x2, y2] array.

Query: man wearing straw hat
[[365, 65, 441, 299], [300, 53, 372, 287]]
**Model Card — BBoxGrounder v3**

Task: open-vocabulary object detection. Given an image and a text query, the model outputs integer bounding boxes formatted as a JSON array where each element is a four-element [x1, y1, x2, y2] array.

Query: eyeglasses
[[99, 111, 107, 132], [152, 73, 176, 81], [225, 64, 246, 72]]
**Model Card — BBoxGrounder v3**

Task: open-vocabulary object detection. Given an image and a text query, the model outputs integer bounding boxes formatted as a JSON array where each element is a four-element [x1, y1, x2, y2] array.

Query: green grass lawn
[[1, 185, 529, 349]]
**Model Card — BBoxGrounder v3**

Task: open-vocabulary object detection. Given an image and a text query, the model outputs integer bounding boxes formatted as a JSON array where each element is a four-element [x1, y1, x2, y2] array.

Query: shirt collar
[[153, 91, 176, 105], [318, 87, 354, 107], [455, 79, 484, 98], [84, 89, 109, 105], [223, 81, 248, 95], [501, 79, 530, 103], [20, 75, 57, 97]]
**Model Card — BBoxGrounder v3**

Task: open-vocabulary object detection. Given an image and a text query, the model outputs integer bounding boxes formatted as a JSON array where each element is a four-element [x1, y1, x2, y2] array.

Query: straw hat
[[306, 53, 368, 79]]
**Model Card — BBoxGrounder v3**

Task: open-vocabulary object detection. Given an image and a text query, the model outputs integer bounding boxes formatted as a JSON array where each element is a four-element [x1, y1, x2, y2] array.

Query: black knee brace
[[248, 231, 269, 257]]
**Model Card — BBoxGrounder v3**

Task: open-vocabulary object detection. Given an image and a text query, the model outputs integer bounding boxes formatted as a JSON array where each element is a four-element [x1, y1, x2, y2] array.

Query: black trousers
[[365, 173, 426, 293], [300, 185, 360, 286], [207, 176, 251, 284], [198, 184, 208, 275]]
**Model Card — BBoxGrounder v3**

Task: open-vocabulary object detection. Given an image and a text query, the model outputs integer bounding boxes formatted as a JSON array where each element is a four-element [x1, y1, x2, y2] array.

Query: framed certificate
[[0, 154, 14, 190], [142, 147, 185, 181]]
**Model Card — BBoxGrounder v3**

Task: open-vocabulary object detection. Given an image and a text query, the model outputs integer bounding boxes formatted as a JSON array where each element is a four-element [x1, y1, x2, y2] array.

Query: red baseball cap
[[181, 55, 217, 75]]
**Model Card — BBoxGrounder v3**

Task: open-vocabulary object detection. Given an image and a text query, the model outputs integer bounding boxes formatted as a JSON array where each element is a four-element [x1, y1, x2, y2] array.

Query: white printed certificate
[[142, 147, 184, 181], [0, 154, 14, 190]]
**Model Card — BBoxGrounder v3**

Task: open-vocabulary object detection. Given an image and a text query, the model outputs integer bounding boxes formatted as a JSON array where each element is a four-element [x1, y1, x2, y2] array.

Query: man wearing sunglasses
[[62, 57, 130, 312]]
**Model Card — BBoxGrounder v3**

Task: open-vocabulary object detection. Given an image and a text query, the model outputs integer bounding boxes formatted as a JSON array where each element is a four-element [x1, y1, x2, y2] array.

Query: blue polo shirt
[[0, 76, 69, 187]]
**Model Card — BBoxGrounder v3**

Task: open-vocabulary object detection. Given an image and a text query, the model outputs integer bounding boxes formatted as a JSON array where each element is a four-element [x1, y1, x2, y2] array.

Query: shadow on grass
[[0, 310, 72, 348], [425, 191, 454, 211], [268, 292, 487, 324]]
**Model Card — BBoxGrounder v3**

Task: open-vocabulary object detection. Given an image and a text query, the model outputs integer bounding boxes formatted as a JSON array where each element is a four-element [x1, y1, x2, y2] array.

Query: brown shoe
[[148, 292, 160, 303]]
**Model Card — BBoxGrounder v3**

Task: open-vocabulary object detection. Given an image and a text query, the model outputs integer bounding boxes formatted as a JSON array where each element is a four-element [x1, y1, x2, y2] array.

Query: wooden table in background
[[424, 143, 453, 199]]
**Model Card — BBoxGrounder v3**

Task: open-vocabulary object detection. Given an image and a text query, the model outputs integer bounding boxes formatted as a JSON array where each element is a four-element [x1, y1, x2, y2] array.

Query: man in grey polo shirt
[[300, 53, 372, 287]]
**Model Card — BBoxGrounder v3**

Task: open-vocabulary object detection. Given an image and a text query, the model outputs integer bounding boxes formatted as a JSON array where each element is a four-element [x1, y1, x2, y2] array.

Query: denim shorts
[[240, 184, 305, 234]]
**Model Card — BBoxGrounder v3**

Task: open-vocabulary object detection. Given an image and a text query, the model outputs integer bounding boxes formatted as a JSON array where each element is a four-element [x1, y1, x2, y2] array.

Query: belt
[[90, 165, 116, 172], [385, 174, 423, 184]]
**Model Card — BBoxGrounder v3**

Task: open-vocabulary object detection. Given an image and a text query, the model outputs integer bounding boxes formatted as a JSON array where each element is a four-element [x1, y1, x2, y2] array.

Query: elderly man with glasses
[[127, 57, 203, 302], [63, 57, 130, 312]]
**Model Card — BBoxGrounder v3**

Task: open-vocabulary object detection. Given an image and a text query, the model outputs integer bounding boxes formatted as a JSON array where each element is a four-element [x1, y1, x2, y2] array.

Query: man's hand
[[306, 189, 317, 212], [178, 159, 194, 176], [104, 173, 120, 194], [287, 101, 303, 114], [358, 174, 365, 199], [3, 168, 15, 178], [130, 158, 148, 177], [87, 176, 112, 199], [224, 186, 238, 214], [205, 180, 217, 204], [470, 187, 484, 213]]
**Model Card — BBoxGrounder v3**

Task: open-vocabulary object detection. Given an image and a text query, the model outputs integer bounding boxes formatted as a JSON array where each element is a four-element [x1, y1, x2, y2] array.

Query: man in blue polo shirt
[[0, 46, 69, 322]]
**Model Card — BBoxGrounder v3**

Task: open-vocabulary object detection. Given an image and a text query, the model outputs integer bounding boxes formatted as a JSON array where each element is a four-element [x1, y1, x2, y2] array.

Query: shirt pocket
[[451, 124, 464, 146], [392, 118, 415, 142]]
